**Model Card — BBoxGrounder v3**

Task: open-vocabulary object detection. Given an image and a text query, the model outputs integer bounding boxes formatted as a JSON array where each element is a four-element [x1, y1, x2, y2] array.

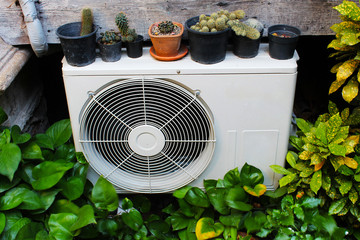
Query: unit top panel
[[62, 44, 299, 76]]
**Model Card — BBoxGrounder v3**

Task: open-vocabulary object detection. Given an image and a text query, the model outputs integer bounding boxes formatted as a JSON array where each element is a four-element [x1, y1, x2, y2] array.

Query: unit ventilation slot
[[79, 78, 215, 193]]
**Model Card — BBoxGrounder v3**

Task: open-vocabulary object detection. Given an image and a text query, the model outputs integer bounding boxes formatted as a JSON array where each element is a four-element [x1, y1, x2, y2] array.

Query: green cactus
[[215, 17, 227, 31], [115, 12, 137, 42], [230, 20, 261, 40], [158, 21, 175, 34], [99, 30, 121, 45], [80, 8, 93, 36], [243, 18, 264, 32]]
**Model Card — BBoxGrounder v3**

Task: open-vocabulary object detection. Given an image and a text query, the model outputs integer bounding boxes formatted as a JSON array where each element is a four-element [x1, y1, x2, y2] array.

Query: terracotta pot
[[148, 22, 184, 57]]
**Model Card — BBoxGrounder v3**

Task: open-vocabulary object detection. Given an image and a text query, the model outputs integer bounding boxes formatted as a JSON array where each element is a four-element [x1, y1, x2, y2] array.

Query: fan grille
[[79, 78, 215, 193]]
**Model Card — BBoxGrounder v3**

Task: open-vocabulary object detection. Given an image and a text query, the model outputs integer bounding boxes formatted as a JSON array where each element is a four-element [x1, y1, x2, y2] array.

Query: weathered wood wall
[[0, 0, 356, 46]]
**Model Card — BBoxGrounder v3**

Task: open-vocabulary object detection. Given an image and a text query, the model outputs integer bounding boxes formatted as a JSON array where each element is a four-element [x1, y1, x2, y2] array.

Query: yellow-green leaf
[[310, 154, 323, 166], [331, 21, 360, 34], [342, 78, 359, 103], [344, 157, 358, 169], [339, 179, 352, 196], [341, 108, 350, 121], [195, 217, 224, 240], [330, 156, 345, 171], [331, 62, 343, 73], [329, 78, 347, 94], [326, 113, 342, 143], [334, 1, 360, 21], [299, 151, 312, 160], [314, 159, 326, 172], [243, 184, 266, 197], [310, 170, 322, 194], [337, 60, 359, 81], [349, 188, 359, 204], [279, 174, 296, 188], [328, 38, 346, 50]]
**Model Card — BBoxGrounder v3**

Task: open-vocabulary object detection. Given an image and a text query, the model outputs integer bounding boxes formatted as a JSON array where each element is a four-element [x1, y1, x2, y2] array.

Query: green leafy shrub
[[328, 0, 360, 103], [271, 101, 360, 235]]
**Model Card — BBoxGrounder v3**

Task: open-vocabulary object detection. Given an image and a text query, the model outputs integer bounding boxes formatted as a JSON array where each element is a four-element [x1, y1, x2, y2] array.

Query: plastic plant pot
[[98, 40, 122, 62], [185, 16, 230, 64], [232, 30, 263, 58], [268, 24, 301, 60], [56, 22, 98, 67], [126, 35, 144, 58]]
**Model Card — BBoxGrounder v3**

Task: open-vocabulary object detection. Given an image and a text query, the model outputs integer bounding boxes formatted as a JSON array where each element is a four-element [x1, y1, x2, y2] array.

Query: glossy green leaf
[[45, 119, 72, 148], [48, 213, 77, 240], [270, 165, 292, 175], [239, 163, 264, 187], [310, 170, 322, 194], [0, 187, 27, 210], [97, 218, 118, 236], [22, 142, 43, 160], [173, 185, 192, 199], [339, 179, 352, 195], [54, 144, 75, 162], [207, 188, 230, 215], [279, 173, 296, 187], [225, 187, 252, 211], [91, 176, 119, 211], [70, 205, 96, 231], [0, 213, 5, 235], [169, 213, 194, 231], [0, 143, 21, 181], [244, 211, 266, 233], [286, 151, 298, 168], [121, 209, 143, 231], [148, 219, 171, 238], [328, 143, 347, 156], [57, 176, 84, 201], [296, 118, 311, 133], [17, 189, 43, 210], [223, 168, 241, 187], [34, 133, 54, 150], [1, 216, 31, 240], [10, 125, 30, 144], [14, 222, 43, 240], [219, 213, 243, 227], [203, 179, 217, 192], [32, 160, 74, 190], [0, 175, 20, 193], [50, 199, 80, 214], [184, 187, 210, 208]]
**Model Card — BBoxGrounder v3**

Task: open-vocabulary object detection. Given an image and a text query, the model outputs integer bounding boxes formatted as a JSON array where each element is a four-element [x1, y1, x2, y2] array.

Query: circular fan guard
[[79, 78, 215, 193]]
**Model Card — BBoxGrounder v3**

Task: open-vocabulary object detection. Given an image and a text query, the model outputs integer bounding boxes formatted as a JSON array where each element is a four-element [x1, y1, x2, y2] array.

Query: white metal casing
[[62, 44, 298, 192]]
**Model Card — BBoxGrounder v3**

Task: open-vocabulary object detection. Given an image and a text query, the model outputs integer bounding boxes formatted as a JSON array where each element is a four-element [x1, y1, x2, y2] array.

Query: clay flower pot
[[148, 21, 184, 57]]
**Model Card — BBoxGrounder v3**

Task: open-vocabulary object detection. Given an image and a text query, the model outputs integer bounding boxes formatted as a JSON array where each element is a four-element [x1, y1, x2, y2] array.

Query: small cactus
[[158, 21, 175, 34], [115, 12, 138, 42], [230, 19, 262, 40], [99, 30, 121, 45], [80, 8, 93, 36]]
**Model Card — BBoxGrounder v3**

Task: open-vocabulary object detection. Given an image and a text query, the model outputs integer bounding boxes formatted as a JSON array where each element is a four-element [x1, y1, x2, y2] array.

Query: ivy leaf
[[22, 142, 43, 160], [195, 217, 224, 240], [342, 78, 359, 103], [91, 176, 119, 212], [184, 187, 210, 208], [310, 170, 322, 194], [121, 209, 143, 231], [239, 163, 264, 187], [207, 188, 230, 215], [0, 143, 21, 181], [48, 213, 77, 240], [243, 184, 266, 197], [45, 119, 72, 148], [10, 125, 30, 144], [70, 205, 96, 231]]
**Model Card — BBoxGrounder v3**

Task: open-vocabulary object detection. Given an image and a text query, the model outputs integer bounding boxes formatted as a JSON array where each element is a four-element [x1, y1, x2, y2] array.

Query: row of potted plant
[[56, 8, 301, 67]]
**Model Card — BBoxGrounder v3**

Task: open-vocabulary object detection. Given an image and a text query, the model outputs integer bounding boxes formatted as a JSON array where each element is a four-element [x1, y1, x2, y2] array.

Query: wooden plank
[[0, 0, 354, 45]]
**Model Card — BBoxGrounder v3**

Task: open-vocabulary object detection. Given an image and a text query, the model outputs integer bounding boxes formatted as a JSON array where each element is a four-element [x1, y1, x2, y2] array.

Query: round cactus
[[99, 30, 121, 45], [158, 20, 175, 34]]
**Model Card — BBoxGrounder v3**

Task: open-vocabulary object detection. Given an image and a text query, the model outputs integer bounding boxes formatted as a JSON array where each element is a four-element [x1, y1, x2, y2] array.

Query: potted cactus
[[115, 12, 143, 58], [148, 20, 185, 60], [98, 30, 122, 62], [185, 10, 245, 64], [228, 18, 264, 58], [56, 7, 98, 66]]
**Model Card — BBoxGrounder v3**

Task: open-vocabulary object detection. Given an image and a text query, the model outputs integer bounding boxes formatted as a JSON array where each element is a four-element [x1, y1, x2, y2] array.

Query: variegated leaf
[[328, 101, 339, 115], [314, 159, 326, 172], [299, 151, 312, 160], [328, 38, 347, 50], [340, 29, 360, 46], [326, 113, 342, 142], [294, 162, 307, 171], [327, 186, 339, 200], [341, 108, 350, 121], [349, 188, 359, 204], [329, 78, 347, 94], [334, 1, 360, 21], [330, 156, 345, 171], [331, 126, 349, 145], [331, 21, 360, 34], [322, 174, 331, 192], [338, 202, 350, 216], [330, 62, 343, 73], [279, 174, 296, 188], [344, 157, 358, 169], [336, 60, 359, 88], [315, 122, 327, 145], [310, 154, 323, 166], [328, 143, 347, 157], [303, 143, 318, 153], [299, 167, 314, 178], [342, 78, 359, 103], [310, 170, 322, 194], [339, 179, 352, 196]]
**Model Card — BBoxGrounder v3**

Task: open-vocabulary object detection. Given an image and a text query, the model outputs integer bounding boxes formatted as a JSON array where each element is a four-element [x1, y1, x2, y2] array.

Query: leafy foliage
[[272, 101, 360, 230], [328, 0, 360, 103]]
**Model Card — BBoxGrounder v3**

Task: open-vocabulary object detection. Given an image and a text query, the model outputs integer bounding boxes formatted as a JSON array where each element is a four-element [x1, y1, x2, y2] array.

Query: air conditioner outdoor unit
[[61, 44, 298, 193]]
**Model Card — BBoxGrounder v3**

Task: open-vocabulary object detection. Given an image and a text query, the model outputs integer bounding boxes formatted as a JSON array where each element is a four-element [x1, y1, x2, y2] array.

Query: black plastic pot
[[126, 35, 144, 58], [185, 16, 230, 64], [232, 30, 263, 58], [56, 22, 98, 67], [268, 25, 301, 60], [98, 39, 122, 62]]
